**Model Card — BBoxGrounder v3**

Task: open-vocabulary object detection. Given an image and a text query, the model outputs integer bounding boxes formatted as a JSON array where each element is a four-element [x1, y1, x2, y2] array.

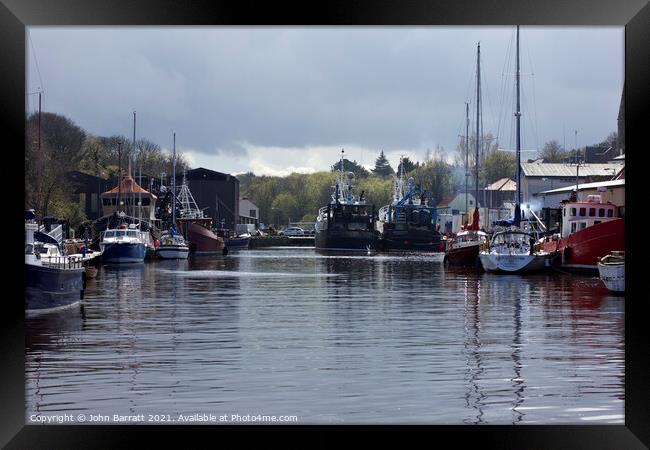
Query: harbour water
[[25, 247, 624, 424]]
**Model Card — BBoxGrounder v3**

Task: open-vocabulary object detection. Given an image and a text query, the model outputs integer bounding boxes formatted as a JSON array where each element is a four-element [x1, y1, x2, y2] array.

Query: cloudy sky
[[26, 26, 623, 176]]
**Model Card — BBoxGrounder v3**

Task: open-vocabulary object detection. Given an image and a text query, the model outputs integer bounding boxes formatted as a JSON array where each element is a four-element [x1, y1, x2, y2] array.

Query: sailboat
[[156, 132, 189, 259], [445, 43, 488, 266], [479, 26, 555, 273], [376, 156, 442, 252]]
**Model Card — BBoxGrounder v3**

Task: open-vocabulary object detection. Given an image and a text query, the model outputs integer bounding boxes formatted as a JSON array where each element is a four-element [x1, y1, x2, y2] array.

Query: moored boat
[[25, 217, 85, 314], [539, 194, 624, 273], [315, 150, 377, 252], [444, 209, 488, 266], [376, 160, 442, 253], [477, 26, 555, 274], [156, 132, 190, 260], [597, 251, 624, 293], [99, 221, 147, 263], [175, 170, 227, 255]]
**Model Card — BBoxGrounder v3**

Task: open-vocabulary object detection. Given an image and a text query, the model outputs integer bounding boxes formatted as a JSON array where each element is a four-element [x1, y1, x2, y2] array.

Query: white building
[[520, 161, 624, 203], [238, 197, 259, 225]]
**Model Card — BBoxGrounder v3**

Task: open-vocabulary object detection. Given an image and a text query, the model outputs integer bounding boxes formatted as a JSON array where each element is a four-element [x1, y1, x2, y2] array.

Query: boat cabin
[[560, 195, 619, 237]]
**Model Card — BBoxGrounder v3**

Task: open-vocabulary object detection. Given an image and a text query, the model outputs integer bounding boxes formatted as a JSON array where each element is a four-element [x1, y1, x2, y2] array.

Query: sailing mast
[[475, 42, 481, 217], [465, 101, 469, 216], [514, 26, 522, 226], [117, 141, 122, 214], [172, 131, 176, 230]]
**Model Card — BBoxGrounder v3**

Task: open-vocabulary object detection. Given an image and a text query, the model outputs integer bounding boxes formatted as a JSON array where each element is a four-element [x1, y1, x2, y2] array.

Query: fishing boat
[[175, 170, 227, 255], [478, 26, 555, 274], [597, 251, 624, 293], [25, 214, 85, 313], [376, 158, 442, 252], [315, 150, 377, 251], [156, 132, 189, 259], [539, 193, 624, 273]]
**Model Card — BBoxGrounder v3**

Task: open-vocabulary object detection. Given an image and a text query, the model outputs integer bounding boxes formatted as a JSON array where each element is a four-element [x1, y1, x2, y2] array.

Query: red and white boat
[[539, 194, 624, 273], [444, 208, 487, 266]]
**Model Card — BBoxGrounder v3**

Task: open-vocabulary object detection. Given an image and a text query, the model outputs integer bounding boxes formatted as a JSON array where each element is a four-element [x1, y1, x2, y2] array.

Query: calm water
[[25, 247, 625, 424]]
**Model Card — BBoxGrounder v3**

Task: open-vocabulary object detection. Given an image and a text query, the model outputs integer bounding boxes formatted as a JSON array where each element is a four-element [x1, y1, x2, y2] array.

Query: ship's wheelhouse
[[561, 195, 619, 237]]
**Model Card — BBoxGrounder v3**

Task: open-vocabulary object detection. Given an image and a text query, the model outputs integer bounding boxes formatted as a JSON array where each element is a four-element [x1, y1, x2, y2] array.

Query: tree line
[[24, 110, 617, 230], [25, 111, 189, 226]]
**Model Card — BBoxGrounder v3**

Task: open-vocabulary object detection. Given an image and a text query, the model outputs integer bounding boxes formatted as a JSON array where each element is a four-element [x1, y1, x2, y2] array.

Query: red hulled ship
[[539, 194, 624, 272]]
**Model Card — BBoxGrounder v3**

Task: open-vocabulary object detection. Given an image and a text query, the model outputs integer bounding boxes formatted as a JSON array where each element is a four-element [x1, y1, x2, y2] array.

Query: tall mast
[[465, 101, 469, 214], [117, 141, 122, 214], [515, 26, 521, 209], [475, 42, 481, 213], [37, 91, 42, 218], [133, 110, 141, 224], [172, 131, 177, 226]]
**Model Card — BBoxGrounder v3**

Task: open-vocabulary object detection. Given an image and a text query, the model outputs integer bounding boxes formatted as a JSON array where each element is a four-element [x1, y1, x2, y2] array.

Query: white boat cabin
[[561, 195, 619, 237]]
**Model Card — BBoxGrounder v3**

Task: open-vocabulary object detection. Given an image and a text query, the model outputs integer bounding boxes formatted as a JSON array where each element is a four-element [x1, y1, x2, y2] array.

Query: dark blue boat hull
[[102, 243, 146, 263], [25, 263, 84, 312]]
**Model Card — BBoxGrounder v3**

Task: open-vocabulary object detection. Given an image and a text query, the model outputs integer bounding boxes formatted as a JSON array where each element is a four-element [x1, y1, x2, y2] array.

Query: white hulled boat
[[157, 132, 189, 259], [597, 251, 624, 293], [478, 26, 555, 273]]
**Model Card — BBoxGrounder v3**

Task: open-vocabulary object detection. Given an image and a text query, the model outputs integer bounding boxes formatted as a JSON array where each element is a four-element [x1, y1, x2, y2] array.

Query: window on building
[[594, 221, 601, 225], [571, 223, 577, 233], [598, 208, 605, 217], [607, 209, 614, 217], [580, 222, 587, 229], [570, 208, 576, 216], [579, 207, 586, 216], [589, 208, 596, 217], [79, 192, 86, 206], [250, 209, 256, 218]]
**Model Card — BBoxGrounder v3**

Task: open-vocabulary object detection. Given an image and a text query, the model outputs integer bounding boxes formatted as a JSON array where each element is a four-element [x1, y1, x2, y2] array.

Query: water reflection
[[25, 248, 624, 423]]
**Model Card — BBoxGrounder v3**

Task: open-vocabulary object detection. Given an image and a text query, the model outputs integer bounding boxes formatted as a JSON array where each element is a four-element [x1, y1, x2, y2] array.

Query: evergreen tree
[[372, 150, 394, 177], [397, 157, 418, 175], [330, 158, 369, 178]]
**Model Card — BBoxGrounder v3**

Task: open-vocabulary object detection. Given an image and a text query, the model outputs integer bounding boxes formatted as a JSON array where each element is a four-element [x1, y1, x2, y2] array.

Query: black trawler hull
[[315, 229, 377, 252], [378, 228, 443, 253], [25, 263, 84, 313]]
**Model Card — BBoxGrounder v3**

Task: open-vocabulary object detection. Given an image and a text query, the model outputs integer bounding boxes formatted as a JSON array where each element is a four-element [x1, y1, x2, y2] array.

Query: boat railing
[[41, 255, 85, 269]]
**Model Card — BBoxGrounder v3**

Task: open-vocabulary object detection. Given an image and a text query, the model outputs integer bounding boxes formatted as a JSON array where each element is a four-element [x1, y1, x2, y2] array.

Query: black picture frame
[[2, 0, 647, 447]]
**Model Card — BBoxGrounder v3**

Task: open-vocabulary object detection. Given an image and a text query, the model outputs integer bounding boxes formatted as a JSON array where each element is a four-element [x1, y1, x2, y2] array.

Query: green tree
[[26, 112, 86, 218], [483, 150, 516, 185], [538, 140, 568, 163], [397, 157, 418, 175], [411, 151, 453, 206], [372, 150, 395, 177], [331, 158, 369, 178]]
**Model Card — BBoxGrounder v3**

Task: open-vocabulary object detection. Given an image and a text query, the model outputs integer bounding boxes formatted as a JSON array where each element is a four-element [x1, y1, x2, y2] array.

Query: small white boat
[[479, 228, 553, 273], [156, 231, 189, 259], [597, 251, 625, 293]]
